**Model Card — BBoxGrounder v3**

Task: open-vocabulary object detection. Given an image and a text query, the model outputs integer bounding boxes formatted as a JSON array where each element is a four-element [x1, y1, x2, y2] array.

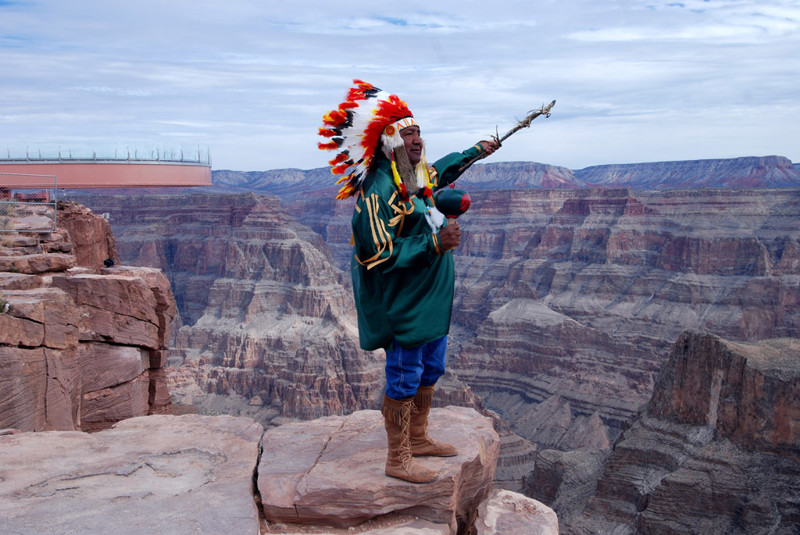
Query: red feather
[[318, 141, 339, 151], [332, 163, 349, 175], [336, 183, 355, 199], [322, 109, 347, 126], [328, 152, 350, 166], [353, 79, 374, 91]]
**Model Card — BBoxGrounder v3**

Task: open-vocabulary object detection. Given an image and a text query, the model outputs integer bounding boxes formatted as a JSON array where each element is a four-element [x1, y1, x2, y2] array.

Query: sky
[[1, 0, 798, 172]]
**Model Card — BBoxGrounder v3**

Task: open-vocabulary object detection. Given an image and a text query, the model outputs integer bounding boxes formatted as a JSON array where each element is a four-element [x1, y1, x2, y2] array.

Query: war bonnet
[[318, 80, 420, 200]]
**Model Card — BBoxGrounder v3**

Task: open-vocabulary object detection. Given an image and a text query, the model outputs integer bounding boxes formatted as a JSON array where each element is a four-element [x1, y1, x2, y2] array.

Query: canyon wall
[[1, 199, 555, 534], [76, 187, 800, 490], [0, 201, 174, 432], [74, 193, 387, 426], [72, 183, 800, 533], [285, 187, 800, 434], [278, 186, 800, 505], [567, 332, 800, 534]]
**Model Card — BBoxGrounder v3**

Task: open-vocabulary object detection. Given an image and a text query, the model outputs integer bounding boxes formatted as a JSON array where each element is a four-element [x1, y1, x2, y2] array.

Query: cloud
[[0, 0, 797, 171]]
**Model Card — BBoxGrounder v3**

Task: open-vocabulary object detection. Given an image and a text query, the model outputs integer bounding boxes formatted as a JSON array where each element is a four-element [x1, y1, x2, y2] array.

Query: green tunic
[[350, 145, 485, 351]]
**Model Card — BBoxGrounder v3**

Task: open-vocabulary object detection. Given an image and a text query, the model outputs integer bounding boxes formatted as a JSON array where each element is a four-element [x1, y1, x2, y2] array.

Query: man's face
[[400, 125, 423, 166]]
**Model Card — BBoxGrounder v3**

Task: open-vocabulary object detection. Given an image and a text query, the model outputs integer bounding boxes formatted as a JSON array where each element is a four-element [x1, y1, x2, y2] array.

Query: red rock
[[149, 348, 169, 368], [650, 332, 800, 457], [1, 202, 177, 432], [104, 265, 176, 346], [148, 368, 172, 414], [43, 347, 81, 430], [0, 306, 45, 347], [57, 201, 117, 271], [0, 347, 47, 431], [575, 332, 800, 534], [51, 273, 159, 323], [474, 488, 559, 535], [0, 414, 263, 534], [0, 273, 44, 290], [50, 273, 161, 348], [78, 342, 149, 392], [0, 346, 81, 432], [258, 407, 499, 532], [0, 253, 75, 273], [1, 287, 80, 349], [81, 371, 150, 432]]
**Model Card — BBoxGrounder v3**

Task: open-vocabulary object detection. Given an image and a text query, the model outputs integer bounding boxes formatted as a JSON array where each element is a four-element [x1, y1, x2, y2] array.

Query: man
[[319, 80, 498, 483]]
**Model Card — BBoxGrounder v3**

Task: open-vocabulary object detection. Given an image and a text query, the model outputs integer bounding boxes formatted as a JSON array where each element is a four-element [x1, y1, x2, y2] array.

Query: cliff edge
[[569, 331, 800, 534], [1, 201, 175, 431], [0, 409, 558, 535]]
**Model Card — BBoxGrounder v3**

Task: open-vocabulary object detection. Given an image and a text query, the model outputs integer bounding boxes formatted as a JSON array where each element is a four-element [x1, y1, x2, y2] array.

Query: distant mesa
[[0, 145, 211, 189]]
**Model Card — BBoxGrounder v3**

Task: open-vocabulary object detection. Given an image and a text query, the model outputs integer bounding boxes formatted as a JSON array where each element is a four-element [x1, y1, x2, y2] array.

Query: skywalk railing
[[1, 144, 211, 165]]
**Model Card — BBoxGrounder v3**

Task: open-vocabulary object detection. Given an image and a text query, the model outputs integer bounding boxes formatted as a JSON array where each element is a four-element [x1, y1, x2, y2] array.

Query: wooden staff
[[458, 100, 556, 173]]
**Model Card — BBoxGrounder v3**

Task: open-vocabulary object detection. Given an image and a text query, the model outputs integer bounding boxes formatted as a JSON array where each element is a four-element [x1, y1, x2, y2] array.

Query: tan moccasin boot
[[410, 385, 458, 457], [382, 395, 436, 483]]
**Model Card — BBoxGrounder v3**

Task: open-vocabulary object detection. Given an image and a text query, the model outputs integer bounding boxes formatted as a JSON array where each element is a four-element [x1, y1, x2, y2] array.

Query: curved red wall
[[0, 161, 211, 188]]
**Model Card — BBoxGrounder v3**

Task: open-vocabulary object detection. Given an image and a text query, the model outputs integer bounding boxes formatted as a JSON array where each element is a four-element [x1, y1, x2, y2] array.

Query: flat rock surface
[[258, 406, 500, 532], [474, 488, 559, 535], [0, 414, 264, 535]]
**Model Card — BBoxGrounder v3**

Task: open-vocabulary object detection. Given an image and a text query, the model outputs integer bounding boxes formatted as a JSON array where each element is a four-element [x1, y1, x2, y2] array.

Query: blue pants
[[384, 336, 447, 400]]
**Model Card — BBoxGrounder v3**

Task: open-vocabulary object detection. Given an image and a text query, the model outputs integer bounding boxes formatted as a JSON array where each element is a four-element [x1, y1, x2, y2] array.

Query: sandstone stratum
[[570, 333, 800, 534], [1, 201, 174, 431]]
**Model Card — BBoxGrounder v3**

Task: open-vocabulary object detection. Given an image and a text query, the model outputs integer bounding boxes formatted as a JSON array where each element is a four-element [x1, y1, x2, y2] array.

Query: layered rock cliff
[[454, 187, 799, 421], [568, 331, 800, 534], [66, 177, 800, 533], [75, 187, 800, 498], [0, 201, 175, 432], [73, 193, 386, 426], [282, 187, 800, 446]]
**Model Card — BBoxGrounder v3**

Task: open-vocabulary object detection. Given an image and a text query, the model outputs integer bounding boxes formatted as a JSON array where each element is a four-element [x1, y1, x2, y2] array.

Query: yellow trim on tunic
[[355, 193, 394, 270]]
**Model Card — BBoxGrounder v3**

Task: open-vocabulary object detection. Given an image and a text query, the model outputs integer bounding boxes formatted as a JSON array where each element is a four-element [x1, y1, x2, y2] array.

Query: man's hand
[[478, 139, 500, 157], [438, 219, 461, 251]]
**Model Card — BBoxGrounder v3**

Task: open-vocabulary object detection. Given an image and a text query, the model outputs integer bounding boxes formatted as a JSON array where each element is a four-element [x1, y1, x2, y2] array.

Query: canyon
[[568, 333, 800, 534], [69, 192, 388, 426], [1, 200, 540, 534], [63, 154, 800, 533]]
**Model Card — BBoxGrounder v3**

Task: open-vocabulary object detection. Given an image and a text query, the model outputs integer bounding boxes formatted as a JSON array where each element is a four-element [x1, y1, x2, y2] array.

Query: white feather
[[425, 205, 445, 231]]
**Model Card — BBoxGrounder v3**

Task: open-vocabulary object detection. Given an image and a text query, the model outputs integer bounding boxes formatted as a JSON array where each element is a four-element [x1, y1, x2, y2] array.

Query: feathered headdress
[[318, 80, 416, 200]]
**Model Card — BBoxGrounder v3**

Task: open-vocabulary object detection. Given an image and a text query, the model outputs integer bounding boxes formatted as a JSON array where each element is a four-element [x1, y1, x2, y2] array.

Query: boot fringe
[[381, 396, 412, 428], [412, 386, 435, 412]]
